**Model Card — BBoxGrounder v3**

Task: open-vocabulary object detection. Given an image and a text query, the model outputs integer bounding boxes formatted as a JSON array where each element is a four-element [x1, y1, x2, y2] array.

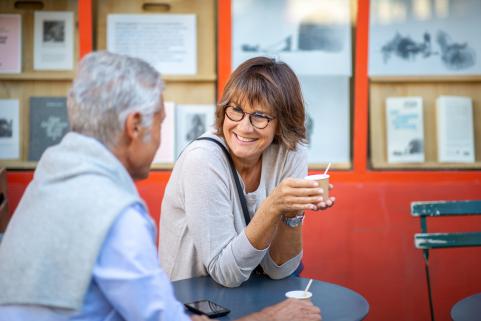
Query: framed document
[[153, 101, 176, 164], [0, 14, 21, 74], [34, 11, 74, 70], [386, 97, 424, 163], [436, 96, 475, 163], [0, 99, 20, 160], [107, 14, 197, 75]]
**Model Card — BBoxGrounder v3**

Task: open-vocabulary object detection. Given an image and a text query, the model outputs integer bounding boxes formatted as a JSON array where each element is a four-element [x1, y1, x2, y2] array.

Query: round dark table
[[173, 274, 369, 320], [451, 292, 481, 321]]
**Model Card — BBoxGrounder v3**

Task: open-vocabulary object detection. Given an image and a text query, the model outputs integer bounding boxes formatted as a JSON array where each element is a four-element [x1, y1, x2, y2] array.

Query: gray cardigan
[[0, 132, 144, 311], [159, 132, 306, 287]]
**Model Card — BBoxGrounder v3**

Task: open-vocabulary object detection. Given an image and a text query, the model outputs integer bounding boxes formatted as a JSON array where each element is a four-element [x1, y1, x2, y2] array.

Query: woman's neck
[[233, 156, 262, 193]]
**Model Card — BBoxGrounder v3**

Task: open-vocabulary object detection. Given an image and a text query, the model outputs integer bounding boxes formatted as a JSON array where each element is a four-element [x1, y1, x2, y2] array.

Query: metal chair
[[411, 200, 481, 321]]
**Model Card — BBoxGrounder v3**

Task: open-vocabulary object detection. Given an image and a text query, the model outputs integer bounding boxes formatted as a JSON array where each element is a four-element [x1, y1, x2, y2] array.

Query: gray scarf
[[0, 132, 145, 311]]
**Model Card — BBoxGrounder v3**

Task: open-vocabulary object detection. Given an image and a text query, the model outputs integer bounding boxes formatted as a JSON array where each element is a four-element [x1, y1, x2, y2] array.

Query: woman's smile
[[233, 132, 257, 143]]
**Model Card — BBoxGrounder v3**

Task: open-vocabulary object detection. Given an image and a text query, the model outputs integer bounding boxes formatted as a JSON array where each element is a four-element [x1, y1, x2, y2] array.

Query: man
[[0, 51, 321, 321]]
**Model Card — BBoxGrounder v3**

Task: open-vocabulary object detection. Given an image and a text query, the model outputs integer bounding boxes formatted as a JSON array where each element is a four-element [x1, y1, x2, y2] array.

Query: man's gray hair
[[67, 51, 164, 147]]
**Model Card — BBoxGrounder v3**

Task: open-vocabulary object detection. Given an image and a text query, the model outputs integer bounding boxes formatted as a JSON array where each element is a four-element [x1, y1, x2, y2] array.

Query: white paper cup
[[304, 174, 330, 200], [285, 290, 313, 300]]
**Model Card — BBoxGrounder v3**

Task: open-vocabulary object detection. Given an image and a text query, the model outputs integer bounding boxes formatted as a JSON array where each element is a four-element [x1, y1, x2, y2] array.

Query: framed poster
[[28, 97, 70, 161], [0, 99, 20, 160], [108, 14, 197, 75], [386, 97, 424, 163], [34, 11, 74, 70], [0, 14, 21, 74], [153, 101, 175, 164], [301, 76, 350, 164], [232, 0, 351, 76], [369, 0, 481, 76], [436, 96, 475, 163], [175, 104, 215, 157]]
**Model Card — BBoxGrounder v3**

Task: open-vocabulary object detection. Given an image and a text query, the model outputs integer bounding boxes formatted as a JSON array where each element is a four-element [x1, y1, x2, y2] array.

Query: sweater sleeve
[[261, 144, 308, 279], [280, 143, 308, 181], [180, 146, 267, 287], [261, 250, 303, 279]]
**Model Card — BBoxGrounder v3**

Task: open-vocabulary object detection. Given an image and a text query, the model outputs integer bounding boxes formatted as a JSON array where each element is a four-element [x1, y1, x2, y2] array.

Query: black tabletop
[[173, 274, 369, 321], [451, 292, 481, 321]]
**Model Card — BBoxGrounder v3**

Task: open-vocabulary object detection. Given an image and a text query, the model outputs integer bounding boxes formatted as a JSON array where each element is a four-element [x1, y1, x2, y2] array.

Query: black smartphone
[[184, 299, 230, 318]]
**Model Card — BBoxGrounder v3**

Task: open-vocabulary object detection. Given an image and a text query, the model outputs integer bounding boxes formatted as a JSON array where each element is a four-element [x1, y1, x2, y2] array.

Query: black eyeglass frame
[[223, 105, 276, 130]]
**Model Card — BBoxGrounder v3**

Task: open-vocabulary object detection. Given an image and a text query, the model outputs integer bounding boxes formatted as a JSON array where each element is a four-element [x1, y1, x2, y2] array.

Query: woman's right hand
[[265, 178, 324, 218]]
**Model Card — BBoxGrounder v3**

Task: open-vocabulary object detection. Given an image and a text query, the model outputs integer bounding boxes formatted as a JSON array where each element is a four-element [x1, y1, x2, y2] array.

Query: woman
[[159, 57, 335, 287]]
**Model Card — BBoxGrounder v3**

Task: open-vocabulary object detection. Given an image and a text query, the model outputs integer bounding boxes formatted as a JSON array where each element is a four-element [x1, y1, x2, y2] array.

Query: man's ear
[[124, 112, 143, 140]]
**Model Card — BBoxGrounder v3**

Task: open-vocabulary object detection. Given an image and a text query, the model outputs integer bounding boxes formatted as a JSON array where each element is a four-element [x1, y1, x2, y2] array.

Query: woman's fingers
[[313, 196, 336, 210], [281, 195, 324, 208], [282, 201, 318, 212], [283, 177, 320, 188], [273, 178, 335, 213], [285, 187, 324, 197]]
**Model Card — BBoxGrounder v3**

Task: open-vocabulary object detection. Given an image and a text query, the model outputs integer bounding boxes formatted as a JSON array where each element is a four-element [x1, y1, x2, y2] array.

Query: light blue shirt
[[0, 204, 191, 321]]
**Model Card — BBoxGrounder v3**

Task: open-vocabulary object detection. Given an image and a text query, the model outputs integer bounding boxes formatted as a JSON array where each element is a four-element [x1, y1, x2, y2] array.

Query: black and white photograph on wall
[[34, 11, 74, 70], [369, 0, 481, 76], [175, 104, 215, 157], [300, 76, 350, 165], [232, 0, 352, 76], [0, 99, 20, 160], [0, 119, 13, 138], [185, 114, 206, 142], [43, 20, 65, 43]]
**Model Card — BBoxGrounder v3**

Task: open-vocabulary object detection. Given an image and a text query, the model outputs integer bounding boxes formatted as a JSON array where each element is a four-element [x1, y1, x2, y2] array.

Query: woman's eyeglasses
[[224, 105, 275, 129]]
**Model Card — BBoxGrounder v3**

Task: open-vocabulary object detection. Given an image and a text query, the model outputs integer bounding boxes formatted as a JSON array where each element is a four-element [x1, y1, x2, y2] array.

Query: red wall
[[6, 172, 481, 321], [302, 180, 481, 321]]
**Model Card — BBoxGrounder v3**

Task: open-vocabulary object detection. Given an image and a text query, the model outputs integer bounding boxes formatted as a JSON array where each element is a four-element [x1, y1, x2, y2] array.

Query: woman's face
[[223, 101, 277, 165]]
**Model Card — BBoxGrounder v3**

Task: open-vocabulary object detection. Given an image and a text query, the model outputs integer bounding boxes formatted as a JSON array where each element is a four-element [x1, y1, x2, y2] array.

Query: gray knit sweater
[[0, 132, 144, 311], [159, 132, 306, 287]]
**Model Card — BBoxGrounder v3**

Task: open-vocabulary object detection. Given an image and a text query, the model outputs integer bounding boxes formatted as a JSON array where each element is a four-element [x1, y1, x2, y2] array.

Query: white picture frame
[[28, 97, 69, 161], [107, 14, 197, 75], [175, 104, 215, 157], [153, 101, 176, 164], [369, 0, 481, 76], [0, 14, 22, 74], [232, 0, 352, 76], [301, 76, 351, 165], [34, 11, 74, 70], [436, 96, 475, 163], [0, 99, 20, 160], [386, 97, 425, 163]]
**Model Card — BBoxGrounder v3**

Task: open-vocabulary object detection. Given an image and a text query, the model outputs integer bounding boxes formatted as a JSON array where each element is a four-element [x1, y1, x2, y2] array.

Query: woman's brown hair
[[216, 56, 306, 150]]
